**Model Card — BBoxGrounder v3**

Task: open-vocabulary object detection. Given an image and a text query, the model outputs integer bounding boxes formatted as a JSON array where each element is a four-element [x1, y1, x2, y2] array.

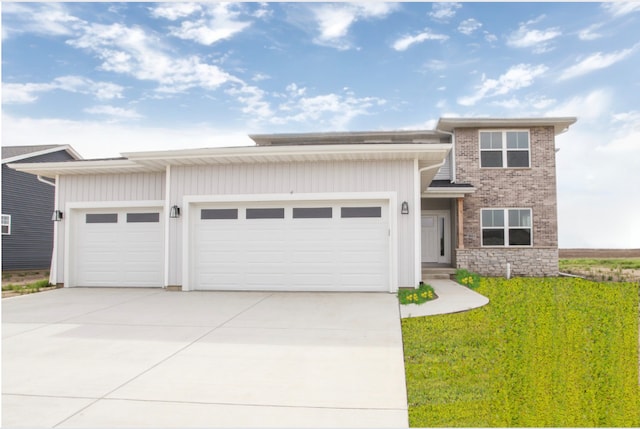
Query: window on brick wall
[[480, 130, 530, 168], [481, 208, 532, 246]]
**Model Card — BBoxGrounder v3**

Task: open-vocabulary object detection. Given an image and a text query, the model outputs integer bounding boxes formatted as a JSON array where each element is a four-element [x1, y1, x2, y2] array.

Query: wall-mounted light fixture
[[52, 210, 63, 221], [401, 201, 409, 215], [169, 205, 181, 218]]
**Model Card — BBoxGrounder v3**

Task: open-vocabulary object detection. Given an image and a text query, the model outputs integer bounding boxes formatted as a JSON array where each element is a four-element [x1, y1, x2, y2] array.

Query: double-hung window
[[1, 214, 11, 235], [480, 130, 530, 168], [481, 208, 532, 246]]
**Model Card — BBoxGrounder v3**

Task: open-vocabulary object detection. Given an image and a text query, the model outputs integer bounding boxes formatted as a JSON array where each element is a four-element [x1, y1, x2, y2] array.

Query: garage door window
[[127, 213, 160, 223], [86, 213, 118, 223], [341, 207, 382, 218], [201, 209, 238, 220], [246, 208, 285, 219], [292, 207, 332, 219]]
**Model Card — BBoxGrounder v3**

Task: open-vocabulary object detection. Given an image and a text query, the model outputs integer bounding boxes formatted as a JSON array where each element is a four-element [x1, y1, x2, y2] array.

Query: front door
[[421, 211, 450, 264]]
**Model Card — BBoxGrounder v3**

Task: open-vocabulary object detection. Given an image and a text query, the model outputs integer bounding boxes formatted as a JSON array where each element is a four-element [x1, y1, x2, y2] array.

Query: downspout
[[435, 128, 456, 183], [37, 175, 58, 286]]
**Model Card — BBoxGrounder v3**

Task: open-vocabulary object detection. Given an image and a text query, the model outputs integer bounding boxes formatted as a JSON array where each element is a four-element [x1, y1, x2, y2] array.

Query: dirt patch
[[559, 248, 640, 258], [2, 270, 50, 287]]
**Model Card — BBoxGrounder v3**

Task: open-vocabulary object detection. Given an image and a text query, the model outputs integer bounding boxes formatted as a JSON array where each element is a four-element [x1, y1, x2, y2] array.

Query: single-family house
[[2, 145, 81, 271], [8, 117, 576, 291]]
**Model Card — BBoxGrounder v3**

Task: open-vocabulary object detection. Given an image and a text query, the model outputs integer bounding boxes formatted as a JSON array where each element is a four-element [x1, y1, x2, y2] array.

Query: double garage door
[[189, 200, 390, 292], [70, 199, 390, 291]]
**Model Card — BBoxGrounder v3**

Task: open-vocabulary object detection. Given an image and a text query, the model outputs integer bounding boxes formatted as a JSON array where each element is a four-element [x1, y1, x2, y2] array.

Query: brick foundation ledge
[[456, 247, 559, 277]]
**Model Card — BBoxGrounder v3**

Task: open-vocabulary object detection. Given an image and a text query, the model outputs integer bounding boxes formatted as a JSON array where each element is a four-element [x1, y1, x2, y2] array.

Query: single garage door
[[190, 200, 390, 291], [70, 208, 164, 287]]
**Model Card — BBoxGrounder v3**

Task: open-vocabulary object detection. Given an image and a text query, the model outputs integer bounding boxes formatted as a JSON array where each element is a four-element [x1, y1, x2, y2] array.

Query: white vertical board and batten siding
[[54, 172, 166, 284], [168, 160, 416, 288]]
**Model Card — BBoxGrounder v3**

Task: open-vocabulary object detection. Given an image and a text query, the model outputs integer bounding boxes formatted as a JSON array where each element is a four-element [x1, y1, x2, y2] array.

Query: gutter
[[37, 175, 56, 187]]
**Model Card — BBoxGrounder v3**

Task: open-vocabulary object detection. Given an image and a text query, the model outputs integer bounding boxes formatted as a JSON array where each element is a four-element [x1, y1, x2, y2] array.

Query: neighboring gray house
[[9, 117, 576, 290], [2, 145, 81, 271]]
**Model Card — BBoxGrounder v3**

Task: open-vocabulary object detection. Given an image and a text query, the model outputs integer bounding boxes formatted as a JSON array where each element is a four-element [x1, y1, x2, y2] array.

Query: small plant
[[398, 282, 436, 305], [2, 279, 51, 294], [455, 268, 481, 289]]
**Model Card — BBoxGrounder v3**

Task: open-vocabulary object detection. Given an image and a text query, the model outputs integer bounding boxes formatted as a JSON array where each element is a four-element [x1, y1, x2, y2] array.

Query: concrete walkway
[[400, 279, 489, 318]]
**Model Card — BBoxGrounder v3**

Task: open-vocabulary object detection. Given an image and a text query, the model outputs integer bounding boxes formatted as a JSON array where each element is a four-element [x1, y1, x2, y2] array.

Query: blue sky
[[2, 2, 640, 249]]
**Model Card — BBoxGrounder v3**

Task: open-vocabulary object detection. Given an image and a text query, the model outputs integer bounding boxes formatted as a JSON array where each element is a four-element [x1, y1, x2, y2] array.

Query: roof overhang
[[436, 117, 577, 135], [423, 186, 476, 198], [249, 130, 449, 146], [1, 144, 83, 164], [7, 159, 163, 178], [9, 143, 452, 179]]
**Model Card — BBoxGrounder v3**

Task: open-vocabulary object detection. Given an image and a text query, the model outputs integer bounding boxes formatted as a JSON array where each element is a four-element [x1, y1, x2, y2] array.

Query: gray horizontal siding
[[2, 150, 76, 270]]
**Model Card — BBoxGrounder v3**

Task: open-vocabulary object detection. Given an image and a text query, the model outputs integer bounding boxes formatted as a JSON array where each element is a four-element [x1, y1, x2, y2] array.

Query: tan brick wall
[[455, 126, 559, 276]]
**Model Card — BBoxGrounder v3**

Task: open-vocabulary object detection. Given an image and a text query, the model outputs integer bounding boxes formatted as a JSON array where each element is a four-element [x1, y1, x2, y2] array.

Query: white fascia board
[[2, 145, 82, 164], [123, 143, 452, 164], [423, 187, 476, 198], [436, 117, 577, 135], [7, 159, 161, 178]]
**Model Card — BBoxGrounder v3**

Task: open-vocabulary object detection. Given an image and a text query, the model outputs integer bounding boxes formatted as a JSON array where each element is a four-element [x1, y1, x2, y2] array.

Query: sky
[[1, 2, 639, 249]]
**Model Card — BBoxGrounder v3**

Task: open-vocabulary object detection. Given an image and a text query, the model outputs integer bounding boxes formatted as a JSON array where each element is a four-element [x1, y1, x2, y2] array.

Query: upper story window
[[1, 214, 11, 235], [480, 130, 530, 168], [481, 208, 532, 246]]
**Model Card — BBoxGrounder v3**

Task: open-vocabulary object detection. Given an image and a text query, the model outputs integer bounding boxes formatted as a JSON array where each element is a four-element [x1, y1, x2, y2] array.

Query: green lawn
[[402, 277, 640, 427]]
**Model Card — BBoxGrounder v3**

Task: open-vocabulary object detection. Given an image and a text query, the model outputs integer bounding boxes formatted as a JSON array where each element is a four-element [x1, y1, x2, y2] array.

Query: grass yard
[[402, 277, 640, 427]]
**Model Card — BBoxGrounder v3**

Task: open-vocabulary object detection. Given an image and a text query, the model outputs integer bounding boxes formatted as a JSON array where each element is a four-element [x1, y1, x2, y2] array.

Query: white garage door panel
[[72, 209, 163, 287], [191, 201, 390, 291]]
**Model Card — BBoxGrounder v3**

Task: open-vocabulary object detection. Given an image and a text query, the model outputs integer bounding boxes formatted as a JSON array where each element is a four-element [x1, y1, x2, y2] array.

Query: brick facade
[[455, 126, 559, 276]]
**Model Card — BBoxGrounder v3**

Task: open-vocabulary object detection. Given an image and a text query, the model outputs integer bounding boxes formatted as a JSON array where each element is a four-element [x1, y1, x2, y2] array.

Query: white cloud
[[1, 114, 254, 160], [272, 88, 386, 129], [484, 32, 498, 43], [310, 3, 398, 50], [602, 2, 640, 17], [428, 3, 461, 21], [2, 3, 84, 38], [2, 76, 124, 104], [491, 95, 556, 111], [603, 110, 640, 152], [458, 19, 482, 36], [553, 95, 640, 248], [578, 23, 603, 41], [225, 84, 273, 121], [507, 20, 561, 53], [545, 88, 612, 120], [167, 3, 252, 46], [150, 3, 202, 21], [84, 105, 142, 120], [558, 45, 638, 80], [392, 29, 449, 51], [67, 23, 241, 93], [457, 63, 548, 106]]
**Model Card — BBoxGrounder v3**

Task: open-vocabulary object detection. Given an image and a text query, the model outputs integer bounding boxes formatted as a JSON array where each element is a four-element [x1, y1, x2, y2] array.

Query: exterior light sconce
[[52, 210, 63, 221], [169, 205, 181, 218], [401, 201, 409, 215]]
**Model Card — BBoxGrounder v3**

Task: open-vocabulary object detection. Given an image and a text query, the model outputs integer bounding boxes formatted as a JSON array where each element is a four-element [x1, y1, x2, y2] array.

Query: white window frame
[[479, 130, 530, 168], [1, 214, 11, 235], [481, 208, 533, 247]]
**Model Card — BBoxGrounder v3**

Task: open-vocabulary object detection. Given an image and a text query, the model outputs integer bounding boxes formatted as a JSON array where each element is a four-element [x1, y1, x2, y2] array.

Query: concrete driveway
[[2, 288, 408, 428]]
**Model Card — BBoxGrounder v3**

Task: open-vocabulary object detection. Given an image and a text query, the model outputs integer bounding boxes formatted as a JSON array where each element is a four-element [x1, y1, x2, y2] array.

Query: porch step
[[422, 267, 456, 280]]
